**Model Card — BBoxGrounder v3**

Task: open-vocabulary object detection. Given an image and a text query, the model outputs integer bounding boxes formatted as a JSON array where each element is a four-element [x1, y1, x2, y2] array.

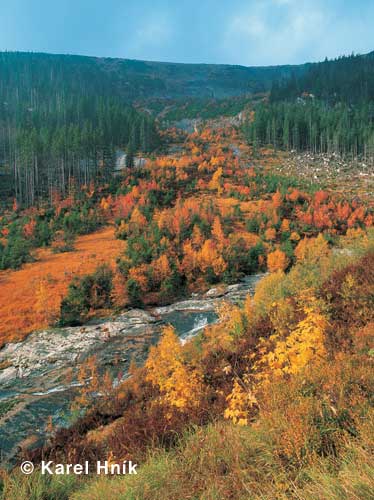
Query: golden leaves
[[255, 296, 328, 381], [146, 326, 203, 410], [208, 167, 223, 195], [294, 234, 329, 263], [267, 249, 289, 272], [224, 378, 257, 426]]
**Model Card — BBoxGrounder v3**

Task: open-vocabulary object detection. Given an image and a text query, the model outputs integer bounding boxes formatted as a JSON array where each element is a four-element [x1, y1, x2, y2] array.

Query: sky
[[1, 0, 373, 66]]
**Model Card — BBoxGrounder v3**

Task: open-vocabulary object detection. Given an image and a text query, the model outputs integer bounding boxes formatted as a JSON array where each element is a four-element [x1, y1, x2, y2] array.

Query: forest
[[244, 100, 374, 158], [0, 49, 374, 500], [244, 53, 374, 159], [270, 52, 374, 104], [0, 86, 160, 207]]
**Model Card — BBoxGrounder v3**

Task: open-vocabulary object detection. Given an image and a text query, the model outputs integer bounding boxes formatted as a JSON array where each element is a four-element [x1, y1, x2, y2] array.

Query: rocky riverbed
[[0, 274, 265, 463]]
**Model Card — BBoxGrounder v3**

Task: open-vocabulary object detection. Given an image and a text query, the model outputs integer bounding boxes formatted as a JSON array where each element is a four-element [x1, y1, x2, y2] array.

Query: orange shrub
[[267, 249, 289, 272]]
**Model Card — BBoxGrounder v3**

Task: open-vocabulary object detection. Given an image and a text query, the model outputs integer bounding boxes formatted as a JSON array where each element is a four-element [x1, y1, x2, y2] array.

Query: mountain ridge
[[0, 50, 312, 99], [1, 49, 372, 101]]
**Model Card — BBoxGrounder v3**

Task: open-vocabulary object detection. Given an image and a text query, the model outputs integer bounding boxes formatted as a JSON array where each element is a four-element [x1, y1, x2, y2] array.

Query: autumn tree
[[198, 239, 227, 278], [209, 167, 223, 195], [224, 377, 257, 426], [111, 271, 127, 308], [294, 234, 329, 263], [267, 249, 289, 272], [211, 216, 226, 249], [146, 326, 203, 410], [255, 296, 328, 381]]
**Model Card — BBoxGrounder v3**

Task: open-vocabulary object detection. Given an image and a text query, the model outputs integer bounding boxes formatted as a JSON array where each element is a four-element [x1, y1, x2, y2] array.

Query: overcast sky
[[1, 0, 373, 66]]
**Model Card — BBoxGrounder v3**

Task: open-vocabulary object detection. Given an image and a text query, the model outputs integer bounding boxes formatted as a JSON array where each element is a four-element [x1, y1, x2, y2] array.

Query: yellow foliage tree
[[211, 216, 225, 246], [209, 167, 223, 195], [128, 264, 149, 292], [224, 378, 257, 426], [253, 270, 286, 316], [151, 254, 171, 284], [73, 355, 100, 409], [35, 279, 60, 326], [268, 297, 296, 338], [294, 234, 329, 263], [145, 326, 203, 410], [280, 218, 290, 232], [111, 271, 127, 308], [290, 231, 300, 242], [264, 227, 277, 241], [256, 297, 328, 380], [198, 239, 227, 276], [129, 207, 147, 229], [181, 240, 198, 280], [217, 301, 245, 338], [272, 190, 282, 210], [191, 224, 204, 249]]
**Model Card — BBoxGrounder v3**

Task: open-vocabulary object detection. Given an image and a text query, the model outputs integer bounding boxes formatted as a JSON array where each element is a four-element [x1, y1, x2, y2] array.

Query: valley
[[0, 273, 263, 462], [0, 48, 373, 500]]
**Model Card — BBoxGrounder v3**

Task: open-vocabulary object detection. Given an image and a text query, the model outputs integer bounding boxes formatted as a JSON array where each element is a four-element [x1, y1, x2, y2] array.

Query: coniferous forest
[[0, 53, 160, 206], [244, 53, 374, 159]]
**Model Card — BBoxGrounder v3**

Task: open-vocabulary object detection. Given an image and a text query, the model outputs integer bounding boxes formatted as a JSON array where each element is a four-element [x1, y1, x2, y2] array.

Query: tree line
[[270, 52, 374, 104], [243, 100, 374, 159], [243, 52, 374, 160], [0, 53, 161, 207]]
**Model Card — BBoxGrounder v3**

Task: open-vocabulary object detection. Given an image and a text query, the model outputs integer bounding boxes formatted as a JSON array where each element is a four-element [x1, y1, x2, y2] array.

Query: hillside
[[270, 51, 374, 103], [0, 122, 374, 498], [1, 50, 373, 208], [2, 50, 372, 103], [0, 48, 374, 500], [243, 52, 374, 162], [0, 51, 308, 102]]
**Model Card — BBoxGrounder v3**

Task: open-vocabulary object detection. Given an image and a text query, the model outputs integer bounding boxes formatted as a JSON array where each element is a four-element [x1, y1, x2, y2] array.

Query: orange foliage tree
[[267, 249, 289, 272]]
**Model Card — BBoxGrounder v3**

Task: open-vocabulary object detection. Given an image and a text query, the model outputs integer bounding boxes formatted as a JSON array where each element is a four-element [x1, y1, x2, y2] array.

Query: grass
[[0, 471, 84, 500], [0, 399, 17, 419], [1, 420, 374, 499], [71, 415, 372, 500], [70, 422, 285, 500], [0, 227, 124, 345], [293, 445, 374, 500]]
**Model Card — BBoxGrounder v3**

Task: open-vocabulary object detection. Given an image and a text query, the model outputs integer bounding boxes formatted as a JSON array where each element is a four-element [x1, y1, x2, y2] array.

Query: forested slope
[[1, 50, 373, 206], [244, 52, 374, 159], [270, 51, 374, 103], [0, 51, 307, 101], [0, 82, 160, 207]]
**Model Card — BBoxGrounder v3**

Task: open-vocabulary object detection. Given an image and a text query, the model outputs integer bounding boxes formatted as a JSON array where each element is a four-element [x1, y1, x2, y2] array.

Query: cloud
[[134, 19, 172, 47], [230, 14, 266, 37], [0, 0, 373, 65], [120, 9, 174, 61], [223, 0, 329, 65]]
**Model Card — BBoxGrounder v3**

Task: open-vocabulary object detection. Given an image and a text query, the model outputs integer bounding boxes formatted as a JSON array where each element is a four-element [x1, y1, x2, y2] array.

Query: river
[[0, 273, 265, 464]]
